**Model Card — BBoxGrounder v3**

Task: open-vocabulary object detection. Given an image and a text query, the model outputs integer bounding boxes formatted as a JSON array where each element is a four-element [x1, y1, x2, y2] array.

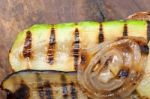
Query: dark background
[[0, 0, 150, 98]]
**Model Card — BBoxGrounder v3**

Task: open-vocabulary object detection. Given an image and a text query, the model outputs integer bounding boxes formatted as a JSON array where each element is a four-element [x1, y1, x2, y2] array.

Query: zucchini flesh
[[9, 20, 150, 98], [9, 20, 148, 72], [1, 70, 87, 99]]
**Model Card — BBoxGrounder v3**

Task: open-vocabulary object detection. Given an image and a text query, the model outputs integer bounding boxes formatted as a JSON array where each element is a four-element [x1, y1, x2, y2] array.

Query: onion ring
[[78, 37, 149, 99]]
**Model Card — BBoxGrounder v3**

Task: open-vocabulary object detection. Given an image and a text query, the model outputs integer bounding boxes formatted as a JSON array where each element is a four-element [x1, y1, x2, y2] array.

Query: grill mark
[[61, 74, 68, 99], [23, 31, 32, 58], [70, 82, 77, 99], [147, 21, 150, 42], [73, 28, 80, 70], [123, 24, 128, 36], [135, 39, 149, 55], [48, 27, 56, 64], [81, 53, 87, 64], [118, 69, 129, 78], [44, 81, 53, 99], [99, 23, 104, 43], [139, 44, 149, 55], [7, 82, 30, 99], [36, 73, 44, 99]]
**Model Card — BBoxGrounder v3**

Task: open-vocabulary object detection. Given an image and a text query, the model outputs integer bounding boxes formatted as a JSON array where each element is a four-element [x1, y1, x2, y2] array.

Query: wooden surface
[[0, 0, 150, 98]]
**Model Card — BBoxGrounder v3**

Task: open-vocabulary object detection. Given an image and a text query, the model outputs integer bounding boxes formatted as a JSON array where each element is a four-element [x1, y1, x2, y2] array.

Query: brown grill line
[[139, 43, 149, 55], [70, 82, 77, 99], [123, 23, 128, 36], [147, 21, 150, 42], [44, 81, 53, 99], [99, 23, 104, 43], [73, 28, 80, 70], [36, 73, 44, 99], [6, 82, 30, 99], [47, 27, 56, 64], [61, 74, 68, 99], [81, 53, 87, 65], [23, 31, 32, 58]]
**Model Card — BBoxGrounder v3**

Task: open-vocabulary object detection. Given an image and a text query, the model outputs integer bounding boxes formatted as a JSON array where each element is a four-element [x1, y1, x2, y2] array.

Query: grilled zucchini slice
[[1, 70, 87, 99]]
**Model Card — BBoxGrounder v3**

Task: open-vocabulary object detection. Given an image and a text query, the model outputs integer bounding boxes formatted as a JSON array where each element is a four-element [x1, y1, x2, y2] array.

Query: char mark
[[36, 73, 44, 99], [135, 39, 149, 55], [7, 83, 30, 99], [48, 27, 56, 65], [23, 31, 32, 58], [70, 82, 77, 99], [44, 81, 53, 99], [123, 24, 128, 36], [140, 44, 149, 55], [73, 28, 80, 70], [37, 73, 53, 99], [81, 53, 87, 65], [118, 69, 129, 78], [147, 21, 150, 42], [61, 74, 68, 99], [99, 23, 104, 43]]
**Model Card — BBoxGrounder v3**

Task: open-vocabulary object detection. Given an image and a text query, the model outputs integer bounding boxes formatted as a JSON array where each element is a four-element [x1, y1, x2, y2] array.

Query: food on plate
[[127, 11, 150, 98], [5, 15, 150, 98], [3, 36, 150, 98], [127, 11, 150, 21], [1, 70, 88, 99], [9, 20, 150, 72], [78, 37, 149, 99]]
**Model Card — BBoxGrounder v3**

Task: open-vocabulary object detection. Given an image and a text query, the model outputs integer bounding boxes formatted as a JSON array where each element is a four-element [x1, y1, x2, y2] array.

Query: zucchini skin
[[9, 20, 150, 72], [7, 20, 150, 99]]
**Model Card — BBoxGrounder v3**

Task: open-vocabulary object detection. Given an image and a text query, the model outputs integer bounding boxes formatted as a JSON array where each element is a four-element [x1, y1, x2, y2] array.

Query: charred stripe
[[36, 73, 44, 99], [147, 21, 150, 42], [99, 23, 104, 43], [7, 82, 30, 99], [44, 81, 53, 99], [134, 38, 149, 55], [48, 27, 56, 64], [23, 31, 32, 58], [70, 82, 77, 99], [81, 53, 87, 65], [74, 28, 80, 70], [123, 23, 128, 36], [139, 44, 149, 55], [61, 74, 68, 99]]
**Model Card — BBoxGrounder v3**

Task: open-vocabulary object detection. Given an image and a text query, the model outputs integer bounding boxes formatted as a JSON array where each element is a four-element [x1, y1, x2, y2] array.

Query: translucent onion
[[78, 37, 149, 99]]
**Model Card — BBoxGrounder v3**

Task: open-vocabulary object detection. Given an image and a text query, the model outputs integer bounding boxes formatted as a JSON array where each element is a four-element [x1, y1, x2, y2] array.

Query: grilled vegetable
[[1, 70, 148, 99], [1, 70, 88, 99], [78, 37, 149, 99], [9, 20, 150, 98], [9, 20, 150, 72], [127, 11, 150, 21], [127, 12, 150, 98]]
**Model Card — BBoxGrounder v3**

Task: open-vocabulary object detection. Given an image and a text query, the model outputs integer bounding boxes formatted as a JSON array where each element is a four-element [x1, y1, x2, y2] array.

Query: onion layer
[[78, 37, 149, 99]]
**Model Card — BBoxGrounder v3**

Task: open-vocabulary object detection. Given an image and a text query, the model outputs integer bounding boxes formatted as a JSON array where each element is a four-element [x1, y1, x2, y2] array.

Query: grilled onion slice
[[1, 70, 88, 99], [127, 11, 150, 21], [78, 37, 149, 99]]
